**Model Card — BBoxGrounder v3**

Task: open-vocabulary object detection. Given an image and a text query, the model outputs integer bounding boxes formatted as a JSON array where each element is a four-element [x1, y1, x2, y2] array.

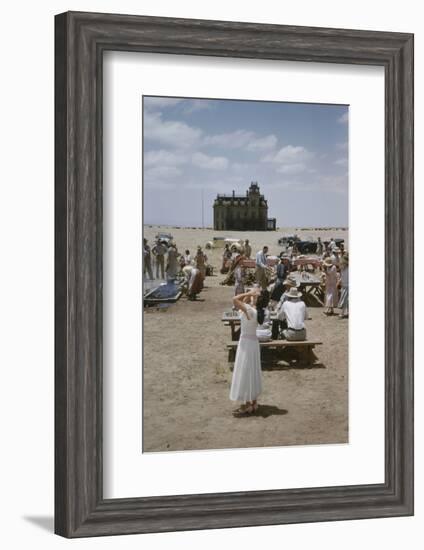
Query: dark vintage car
[[155, 232, 173, 246], [278, 235, 344, 254]]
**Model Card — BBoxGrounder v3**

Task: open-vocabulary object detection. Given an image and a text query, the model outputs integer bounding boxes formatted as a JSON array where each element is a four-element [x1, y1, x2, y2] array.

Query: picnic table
[[221, 311, 322, 365], [221, 310, 278, 341], [289, 272, 324, 304], [241, 256, 322, 270], [241, 257, 279, 269], [226, 340, 322, 365]]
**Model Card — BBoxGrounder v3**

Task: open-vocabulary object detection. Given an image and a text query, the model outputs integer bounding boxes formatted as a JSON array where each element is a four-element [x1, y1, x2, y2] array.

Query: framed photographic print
[[55, 11, 414, 537]]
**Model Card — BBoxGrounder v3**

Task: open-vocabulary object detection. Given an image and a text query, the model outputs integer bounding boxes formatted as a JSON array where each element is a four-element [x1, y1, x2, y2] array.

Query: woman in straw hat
[[337, 252, 349, 318], [322, 256, 339, 315]]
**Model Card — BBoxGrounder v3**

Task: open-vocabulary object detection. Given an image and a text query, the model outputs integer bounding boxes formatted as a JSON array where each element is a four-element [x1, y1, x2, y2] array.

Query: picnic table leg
[[308, 346, 319, 363], [295, 345, 319, 366], [228, 347, 236, 362], [230, 322, 240, 341]]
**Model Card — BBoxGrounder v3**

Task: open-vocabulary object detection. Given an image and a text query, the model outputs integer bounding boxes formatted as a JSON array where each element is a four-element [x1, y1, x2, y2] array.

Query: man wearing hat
[[276, 286, 308, 341], [271, 277, 296, 339]]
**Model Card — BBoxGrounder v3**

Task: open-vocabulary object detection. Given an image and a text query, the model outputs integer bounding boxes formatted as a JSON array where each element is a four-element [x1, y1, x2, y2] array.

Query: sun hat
[[283, 277, 297, 288], [283, 286, 302, 299], [323, 257, 334, 267], [333, 247, 341, 253]]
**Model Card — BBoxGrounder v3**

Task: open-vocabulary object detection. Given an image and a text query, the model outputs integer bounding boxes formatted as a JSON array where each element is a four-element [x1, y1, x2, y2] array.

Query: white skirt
[[229, 336, 262, 402]]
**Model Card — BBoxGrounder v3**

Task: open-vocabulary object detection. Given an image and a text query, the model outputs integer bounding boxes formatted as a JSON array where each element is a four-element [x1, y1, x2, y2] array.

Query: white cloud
[[337, 112, 349, 124], [203, 129, 277, 152], [144, 96, 215, 114], [144, 165, 183, 181], [192, 152, 229, 170], [183, 99, 214, 113], [277, 163, 307, 175], [144, 111, 203, 149], [262, 144, 315, 177], [263, 145, 313, 164], [144, 149, 187, 167], [247, 134, 278, 151], [204, 129, 253, 149], [144, 97, 184, 110]]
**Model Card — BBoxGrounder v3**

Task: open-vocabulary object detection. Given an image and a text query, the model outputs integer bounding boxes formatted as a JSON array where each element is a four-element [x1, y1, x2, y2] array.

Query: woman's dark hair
[[256, 289, 270, 325]]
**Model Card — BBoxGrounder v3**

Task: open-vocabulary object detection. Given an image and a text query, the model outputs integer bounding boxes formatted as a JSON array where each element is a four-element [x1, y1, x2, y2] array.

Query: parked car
[[278, 235, 344, 254], [155, 232, 173, 246]]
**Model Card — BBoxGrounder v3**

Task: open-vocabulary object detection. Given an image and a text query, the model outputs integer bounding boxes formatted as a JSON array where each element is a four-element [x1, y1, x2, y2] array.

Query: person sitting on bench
[[276, 286, 307, 341]]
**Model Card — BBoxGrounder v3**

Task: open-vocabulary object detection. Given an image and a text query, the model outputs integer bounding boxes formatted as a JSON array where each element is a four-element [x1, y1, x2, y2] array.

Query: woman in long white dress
[[230, 288, 270, 415]]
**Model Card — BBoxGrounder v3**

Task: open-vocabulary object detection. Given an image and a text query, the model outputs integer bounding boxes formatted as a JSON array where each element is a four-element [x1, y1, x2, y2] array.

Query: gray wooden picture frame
[[55, 11, 414, 538]]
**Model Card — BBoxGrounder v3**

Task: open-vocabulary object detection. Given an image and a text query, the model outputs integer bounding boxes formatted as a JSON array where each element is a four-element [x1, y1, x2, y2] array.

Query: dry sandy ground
[[143, 226, 348, 452]]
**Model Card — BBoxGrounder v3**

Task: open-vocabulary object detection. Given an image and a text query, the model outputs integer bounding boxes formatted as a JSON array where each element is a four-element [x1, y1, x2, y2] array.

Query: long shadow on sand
[[261, 360, 326, 371], [233, 404, 288, 419], [229, 361, 326, 372]]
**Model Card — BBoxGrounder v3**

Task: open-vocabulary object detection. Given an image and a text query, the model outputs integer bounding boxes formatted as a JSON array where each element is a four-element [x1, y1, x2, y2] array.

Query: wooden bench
[[226, 339, 323, 364]]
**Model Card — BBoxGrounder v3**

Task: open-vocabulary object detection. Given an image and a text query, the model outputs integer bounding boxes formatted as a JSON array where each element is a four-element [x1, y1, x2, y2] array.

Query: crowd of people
[[229, 237, 349, 416], [144, 232, 349, 417], [143, 237, 209, 301], [226, 238, 349, 321]]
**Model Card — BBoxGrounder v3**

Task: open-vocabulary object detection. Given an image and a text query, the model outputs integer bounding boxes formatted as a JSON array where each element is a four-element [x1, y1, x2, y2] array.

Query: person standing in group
[[330, 246, 341, 267], [232, 254, 246, 296], [184, 249, 191, 266], [244, 239, 252, 258], [316, 237, 324, 256], [195, 245, 207, 286], [322, 256, 339, 315], [328, 237, 336, 252], [255, 245, 269, 290], [270, 254, 289, 305], [165, 243, 179, 280], [230, 288, 270, 415], [338, 252, 349, 318], [143, 238, 154, 280], [221, 243, 232, 273], [276, 286, 308, 341], [152, 239, 167, 279]]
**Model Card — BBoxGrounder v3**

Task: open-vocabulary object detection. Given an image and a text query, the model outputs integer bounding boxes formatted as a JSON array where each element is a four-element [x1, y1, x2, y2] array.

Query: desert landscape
[[142, 226, 348, 453]]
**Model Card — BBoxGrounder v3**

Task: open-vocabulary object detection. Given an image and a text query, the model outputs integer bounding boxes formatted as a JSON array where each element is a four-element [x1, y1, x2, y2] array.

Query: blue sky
[[143, 96, 348, 227]]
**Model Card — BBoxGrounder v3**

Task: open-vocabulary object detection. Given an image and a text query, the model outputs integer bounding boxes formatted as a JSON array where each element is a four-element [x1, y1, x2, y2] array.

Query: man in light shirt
[[255, 245, 269, 290], [152, 240, 167, 279], [276, 286, 308, 341]]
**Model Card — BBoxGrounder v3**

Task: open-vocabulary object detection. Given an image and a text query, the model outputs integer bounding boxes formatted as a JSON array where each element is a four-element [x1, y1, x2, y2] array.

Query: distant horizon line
[[143, 223, 348, 230]]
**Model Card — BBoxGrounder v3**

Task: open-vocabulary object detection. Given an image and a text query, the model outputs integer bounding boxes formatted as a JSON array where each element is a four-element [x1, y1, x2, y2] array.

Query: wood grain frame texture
[[54, 11, 414, 538]]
